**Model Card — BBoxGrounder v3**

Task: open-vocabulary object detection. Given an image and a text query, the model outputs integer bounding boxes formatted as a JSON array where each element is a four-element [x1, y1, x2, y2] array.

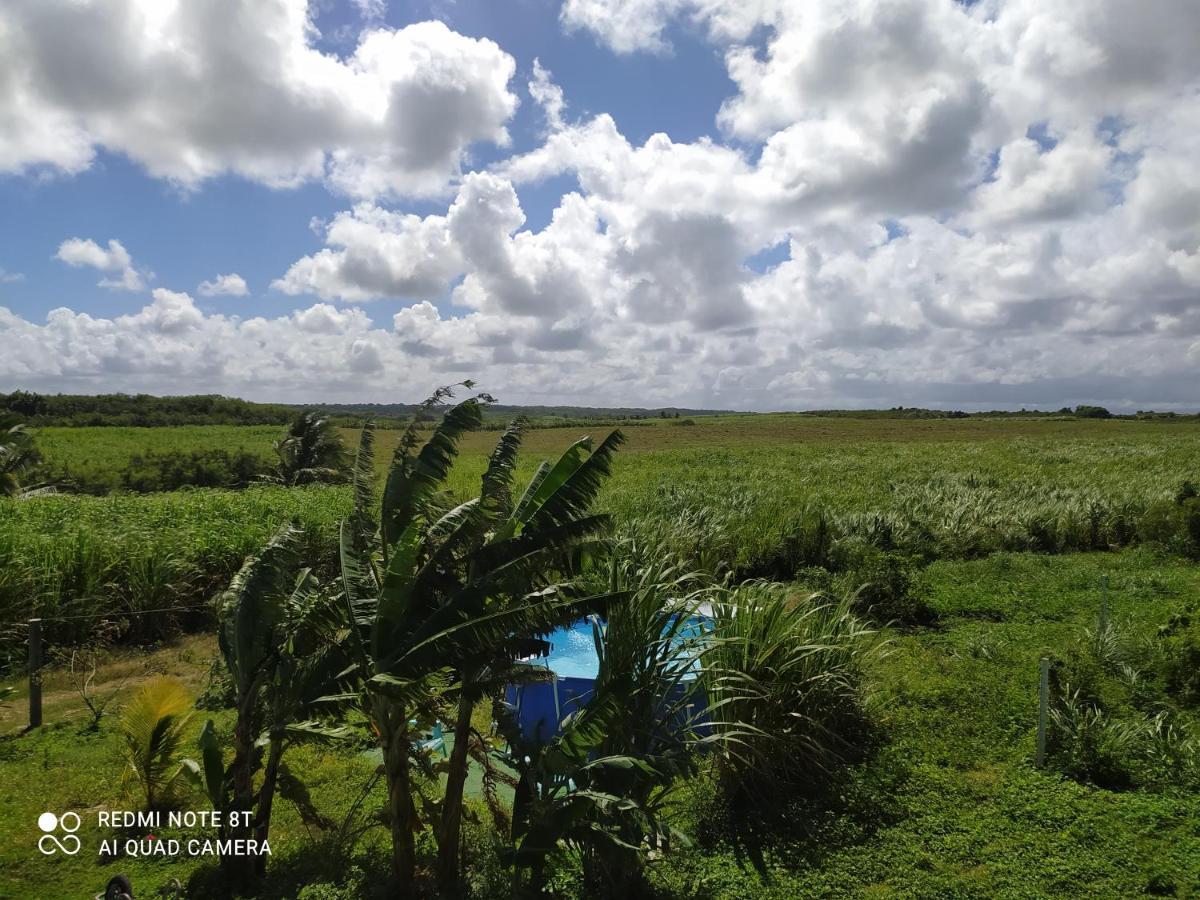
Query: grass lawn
[[2, 548, 1197, 898]]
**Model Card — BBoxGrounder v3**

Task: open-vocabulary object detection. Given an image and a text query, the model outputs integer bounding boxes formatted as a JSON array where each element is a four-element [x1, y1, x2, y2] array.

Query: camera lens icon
[[38, 811, 81, 856]]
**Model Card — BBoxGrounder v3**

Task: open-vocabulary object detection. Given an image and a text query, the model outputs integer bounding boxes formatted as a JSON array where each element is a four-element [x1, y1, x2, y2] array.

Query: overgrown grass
[[6, 416, 1199, 659], [4, 551, 1199, 898]]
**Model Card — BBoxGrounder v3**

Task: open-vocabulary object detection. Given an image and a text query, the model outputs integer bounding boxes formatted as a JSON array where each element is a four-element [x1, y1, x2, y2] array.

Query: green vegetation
[[2, 407, 1200, 898], [118, 676, 199, 810], [261, 411, 351, 487], [1, 422, 49, 498]]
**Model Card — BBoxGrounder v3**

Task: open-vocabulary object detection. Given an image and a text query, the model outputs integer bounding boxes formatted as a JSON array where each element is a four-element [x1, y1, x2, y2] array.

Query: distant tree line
[[802, 405, 1199, 421], [0, 391, 300, 426], [0, 391, 730, 428], [5, 390, 1196, 429]]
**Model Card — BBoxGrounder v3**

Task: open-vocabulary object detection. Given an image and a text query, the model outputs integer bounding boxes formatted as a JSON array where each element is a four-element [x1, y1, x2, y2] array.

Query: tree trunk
[[436, 691, 476, 891], [253, 733, 285, 877], [383, 713, 417, 892], [224, 693, 258, 885]]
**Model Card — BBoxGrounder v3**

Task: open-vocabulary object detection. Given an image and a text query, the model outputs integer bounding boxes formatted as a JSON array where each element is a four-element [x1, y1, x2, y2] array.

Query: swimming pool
[[535, 618, 602, 679], [504, 615, 710, 742]]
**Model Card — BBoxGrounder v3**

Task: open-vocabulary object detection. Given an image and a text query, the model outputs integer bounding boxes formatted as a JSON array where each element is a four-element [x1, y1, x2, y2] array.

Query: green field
[[6, 416, 1199, 644], [2, 415, 1199, 898]]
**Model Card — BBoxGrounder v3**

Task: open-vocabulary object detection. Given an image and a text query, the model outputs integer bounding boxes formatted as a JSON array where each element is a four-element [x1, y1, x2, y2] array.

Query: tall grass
[[703, 582, 881, 798], [5, 419, 1200, 659], [0, 486, 349, 656]]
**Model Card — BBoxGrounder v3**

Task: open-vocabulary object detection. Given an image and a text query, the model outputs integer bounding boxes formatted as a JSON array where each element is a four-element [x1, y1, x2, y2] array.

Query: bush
[[1138, 487, 1200, 559], [704, 582, 880, 799], [1048, 616, 1200, 790], [1047, 689, 1140, 789], [1157, 608, 1200, 708], [841, 548, 934, 627], [121, 448, 263, 492]]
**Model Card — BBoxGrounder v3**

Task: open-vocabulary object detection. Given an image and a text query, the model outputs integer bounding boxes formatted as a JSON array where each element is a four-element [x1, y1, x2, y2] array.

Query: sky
[[1, 0, 1198, 411]]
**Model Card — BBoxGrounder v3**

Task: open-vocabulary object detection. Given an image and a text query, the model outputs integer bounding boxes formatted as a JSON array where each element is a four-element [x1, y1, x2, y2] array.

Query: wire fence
[[5, 603, 217, 729]]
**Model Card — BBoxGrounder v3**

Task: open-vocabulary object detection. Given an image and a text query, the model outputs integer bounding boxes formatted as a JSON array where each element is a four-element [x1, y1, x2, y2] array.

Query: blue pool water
[[509, 616, 712, 742], [537, 619, 601, 679], [535, 615, 712, 679]]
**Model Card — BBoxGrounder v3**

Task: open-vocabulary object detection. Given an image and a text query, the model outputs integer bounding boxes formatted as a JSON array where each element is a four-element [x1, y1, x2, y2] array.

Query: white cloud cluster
[[197, 274, 249, 297], [3, 1, 1199, 409], [0, 1, 518, 198], [55, 238, 146, 291]]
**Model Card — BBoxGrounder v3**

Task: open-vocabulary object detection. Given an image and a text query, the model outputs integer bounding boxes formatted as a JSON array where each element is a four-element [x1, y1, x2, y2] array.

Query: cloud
[[0, 3, 517, 199], [55, 237, 146, 291], [5, 0, 1200, 410], [0, 268, 23, 283], [273, 204, 462, 302], [197, 273, 249, 297], [529, 59, 566, 132]]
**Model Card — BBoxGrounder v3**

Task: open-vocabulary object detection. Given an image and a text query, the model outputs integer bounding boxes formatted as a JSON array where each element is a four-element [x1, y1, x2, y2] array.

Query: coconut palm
[[266, 410, 349, 485], [119, 677, 197, 810], [333, 384, 627, 892], [0, 423, 52, 497]]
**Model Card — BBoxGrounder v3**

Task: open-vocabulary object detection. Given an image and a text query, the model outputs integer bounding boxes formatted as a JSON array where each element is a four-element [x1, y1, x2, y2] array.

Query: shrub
[[703, 582, 880, 800], [1139, 487, 1200, 559], [840, 547, 934, 627], [1156, 608, 1200, 708], [1047, 689, 1140, 789], [120, 448, 262, 492]]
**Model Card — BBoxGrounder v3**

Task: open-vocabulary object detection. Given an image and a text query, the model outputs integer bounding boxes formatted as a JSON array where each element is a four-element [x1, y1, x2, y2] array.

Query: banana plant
[[496, 692, 683, 899], [333, 383, 629, 892], [202, 522, 348, 882]]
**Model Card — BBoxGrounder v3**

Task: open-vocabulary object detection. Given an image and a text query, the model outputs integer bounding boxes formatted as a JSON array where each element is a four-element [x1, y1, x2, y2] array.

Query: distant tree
[[265, 411, 350, 485], [1, 390, 47, 417], [1074, 405, 1112, 419]]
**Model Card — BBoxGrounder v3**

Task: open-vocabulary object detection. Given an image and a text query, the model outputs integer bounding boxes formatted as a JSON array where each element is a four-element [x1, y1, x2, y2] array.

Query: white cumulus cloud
[[55, 238, 146, 291], [197, 273, 249, 297], [0, 2, 518, 199]]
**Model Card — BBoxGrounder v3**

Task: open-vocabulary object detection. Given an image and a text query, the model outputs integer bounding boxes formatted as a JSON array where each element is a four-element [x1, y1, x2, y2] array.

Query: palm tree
[[119, 677, 197, 811], [334, 384, 627, 891], [267, 410, 349, 485], [200, 523, 348, 882], [0, 423, 51, 497]]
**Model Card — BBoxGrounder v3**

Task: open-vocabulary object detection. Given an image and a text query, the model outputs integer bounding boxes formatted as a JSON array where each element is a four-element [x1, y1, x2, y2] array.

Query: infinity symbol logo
[[38, 811, 82, 856]]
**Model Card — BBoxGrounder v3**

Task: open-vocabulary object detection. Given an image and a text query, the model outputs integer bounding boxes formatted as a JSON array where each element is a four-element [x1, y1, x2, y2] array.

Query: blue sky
[[1, 0, 1197, 410], [0, 0, 735, 326]]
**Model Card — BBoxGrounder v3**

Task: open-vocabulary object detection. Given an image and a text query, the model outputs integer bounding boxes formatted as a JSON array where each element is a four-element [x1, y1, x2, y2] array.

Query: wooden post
[[28, 618, 42, 729], [1036, 656, 1049, 768]]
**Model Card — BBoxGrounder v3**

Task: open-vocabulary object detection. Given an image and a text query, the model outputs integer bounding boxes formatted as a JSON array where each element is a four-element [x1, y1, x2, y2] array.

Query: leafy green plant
[[703, 583, 879, 800], [118, 676, 198, 810], [1147, 606, 1200, 710], [203, 522, 348, 882], [841, 547, 933, 627], [0, 423, 53, 498], [573, 544, 715, 896], [1047, 688, 1140, 788], [332, 384, 627, 892], [498, 693, 684, 899], [265, 411, 350, 486]]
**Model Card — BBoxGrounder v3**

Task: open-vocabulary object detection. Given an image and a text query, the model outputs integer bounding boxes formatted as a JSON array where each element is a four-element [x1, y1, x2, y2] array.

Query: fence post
[[1036, 656, 1049, 768], [28, 618, 42, 729]]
